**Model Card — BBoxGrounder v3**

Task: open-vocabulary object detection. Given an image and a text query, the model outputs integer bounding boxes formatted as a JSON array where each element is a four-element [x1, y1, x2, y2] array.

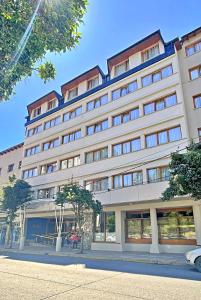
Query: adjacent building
[[1, 27, 201, 253]]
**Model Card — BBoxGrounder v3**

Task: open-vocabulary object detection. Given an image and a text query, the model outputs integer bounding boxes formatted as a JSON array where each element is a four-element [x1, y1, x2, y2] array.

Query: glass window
[[86, 152, 93, 164], [133, 171, 143, 184], [169, 127, 181, 142], [165, 94, 177, 107], [68, 158, 74, 168], [146, 134, 157, 148], [147, 168, 158, 183], [123, 174, 132, 186], [63, 135, 69, 144], [88, 77, 99, 90], [123, 141, 131, 154], [87, 101, 94, 111], [144, 102, 155, 115], [95, 123, 101, 133], [102, 120, 108, 130], [156, 99, 165, 111], [94, 150, 101, 161], [75, 130, 81, 140], [161, 167, 170, 181], [87, 125, 94, 135], [113, 144, 122, 156], [157, 209, 196, 242], [194, 95, 201, 108], [113, 175, 122, 189], [153, 71, 161, 82], [122, 113, 130, 123], [113, 115, 121, 126], [158, 130, 168, 144], [162, 65, 173, 78], [142, 74, 152, 87], [74, 156, 80, 166], [95, 99, 101, 108], [101, 147, 108, 159], [112, 89, 121, 100], [61, 160, 68, 170], [128, 81, 138, 93], [114, 60, 129, 76], [130, 108, 139, 120], [190, 68, 199, 80], [131, 138, 141, 152], [101, 95, 108, 105], [76, 106, 82, 116], [68, 87, 78, 100], [126, 211, 151, 241], [142, 44, 159, 62], [63, 112, 70, 122], [94, 212, 116, 242]]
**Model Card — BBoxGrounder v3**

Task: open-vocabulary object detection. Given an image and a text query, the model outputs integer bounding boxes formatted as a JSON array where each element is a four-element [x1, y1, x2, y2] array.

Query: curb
[[0, 248, 185, 266]]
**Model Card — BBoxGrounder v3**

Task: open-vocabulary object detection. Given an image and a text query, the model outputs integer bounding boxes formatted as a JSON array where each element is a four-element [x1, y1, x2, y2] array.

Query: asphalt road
[[0, 252, 201, 300]]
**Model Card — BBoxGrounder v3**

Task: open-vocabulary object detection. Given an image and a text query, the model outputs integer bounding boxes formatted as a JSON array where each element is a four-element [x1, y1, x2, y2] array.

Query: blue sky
[[0, 0, 201, 151]]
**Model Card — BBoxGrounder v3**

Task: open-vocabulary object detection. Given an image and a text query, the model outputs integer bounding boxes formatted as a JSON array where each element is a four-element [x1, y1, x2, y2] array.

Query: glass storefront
[[157, 208, 196, 244], [125, 211, 151, 243], [94, 212, 116, 242]]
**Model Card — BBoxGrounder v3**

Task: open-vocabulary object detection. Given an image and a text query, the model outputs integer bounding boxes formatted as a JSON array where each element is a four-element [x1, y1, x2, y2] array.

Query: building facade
[[1, 27, 201, 253]]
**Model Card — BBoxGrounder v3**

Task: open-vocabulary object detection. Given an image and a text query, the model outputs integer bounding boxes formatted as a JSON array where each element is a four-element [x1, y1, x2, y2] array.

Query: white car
[[186, 247, 201, 272]]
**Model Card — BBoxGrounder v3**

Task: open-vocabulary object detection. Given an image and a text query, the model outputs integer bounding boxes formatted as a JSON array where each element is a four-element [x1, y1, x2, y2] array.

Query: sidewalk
[[0, 245, 186, 266]]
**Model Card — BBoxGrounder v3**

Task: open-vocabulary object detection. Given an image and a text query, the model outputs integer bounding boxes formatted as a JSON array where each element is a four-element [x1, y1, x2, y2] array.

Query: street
[[0, 252, 201, 299]]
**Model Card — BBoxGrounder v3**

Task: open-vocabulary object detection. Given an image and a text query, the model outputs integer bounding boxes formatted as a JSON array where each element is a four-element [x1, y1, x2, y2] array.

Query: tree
[[162, 143, 201, 201], [0, 0, 88, 101], [55, 183, 102, 253], [0, 179, 32, 248]]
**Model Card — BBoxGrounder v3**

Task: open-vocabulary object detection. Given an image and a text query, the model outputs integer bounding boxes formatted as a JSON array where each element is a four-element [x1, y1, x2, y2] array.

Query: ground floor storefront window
[[125, 211, 151, 243], [94, 212, 116, 242], [157, 208, 196, 245]]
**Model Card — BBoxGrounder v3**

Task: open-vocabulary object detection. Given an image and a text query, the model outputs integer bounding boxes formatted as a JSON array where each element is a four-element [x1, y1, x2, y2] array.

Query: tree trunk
[[79, 230, 84, 254], [4, 222, 11, 248]]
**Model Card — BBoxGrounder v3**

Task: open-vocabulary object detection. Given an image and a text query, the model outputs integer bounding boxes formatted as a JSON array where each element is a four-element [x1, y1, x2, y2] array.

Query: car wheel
[[195, 256, 201, 272]]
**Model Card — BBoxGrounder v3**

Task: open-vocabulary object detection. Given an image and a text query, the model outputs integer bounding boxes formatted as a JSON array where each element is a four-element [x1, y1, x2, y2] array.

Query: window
[[94, 212, 116, 242], [113, 171, 143, 189], [68, 87, 78, 100], [43, 138, 60, 151], [40, 162, 57, 175], [198, 128, 201, 141], [37, 187, 55, 199], [62, 129, 81, 144], [186, 40, 201, 56], [112, 137, 141, 156], [25, 145, 40, 157], [63, 106, 82, 122], [85, 147, 108, 164], [145, 126, 182, 148], [47, 99, 57, 111], [112, 107, 139, 126], [147, 166, 170, 183], [23, 167, 38, 179], [87, 120, 108, 136], [112, 81, 137, 101], [189, 65, 201, 80], [87, 77, 99, 90], [157, 208, 196, 244], [142, 44, 160, 62], [193, 94, 201, 109], [87, 95, 108, 111], [144, 93, 177, 115], [7, 164, 14, 173], [114, 60, 129, 77], [18, 161, 22, 170], [85, 177, 108, 192], [44, 116, 61, 130], [142, 65, 173, 87], [27, 124, 43, 137], [33, 107, 41, 118], [126, 211, 151, 242], [60, 156, 80, 170]]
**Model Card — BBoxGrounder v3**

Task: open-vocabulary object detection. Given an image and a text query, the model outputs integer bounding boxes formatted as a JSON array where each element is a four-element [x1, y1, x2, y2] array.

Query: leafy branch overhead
[[0, 0, 88, 101], [161, 143, 201, 201]]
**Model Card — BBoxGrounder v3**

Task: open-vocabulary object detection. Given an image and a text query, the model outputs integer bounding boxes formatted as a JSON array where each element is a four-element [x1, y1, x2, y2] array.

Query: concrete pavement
[[0, 252, 201, 300], [0, 245, 186, 266]]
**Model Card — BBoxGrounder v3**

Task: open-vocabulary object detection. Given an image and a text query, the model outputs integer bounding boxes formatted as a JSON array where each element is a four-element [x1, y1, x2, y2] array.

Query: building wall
[[0, 144, 24, 187]]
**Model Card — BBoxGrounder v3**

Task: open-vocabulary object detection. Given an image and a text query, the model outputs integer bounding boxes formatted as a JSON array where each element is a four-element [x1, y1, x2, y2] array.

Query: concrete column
[[108, 144, 112, 158], [115, 210, 126, 250], [108, 116, 112, 129], [108, 176, 113, 190], [193, 202, 201, 245], [150, 208, 160, 253], [138, 103, 144, 118]]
